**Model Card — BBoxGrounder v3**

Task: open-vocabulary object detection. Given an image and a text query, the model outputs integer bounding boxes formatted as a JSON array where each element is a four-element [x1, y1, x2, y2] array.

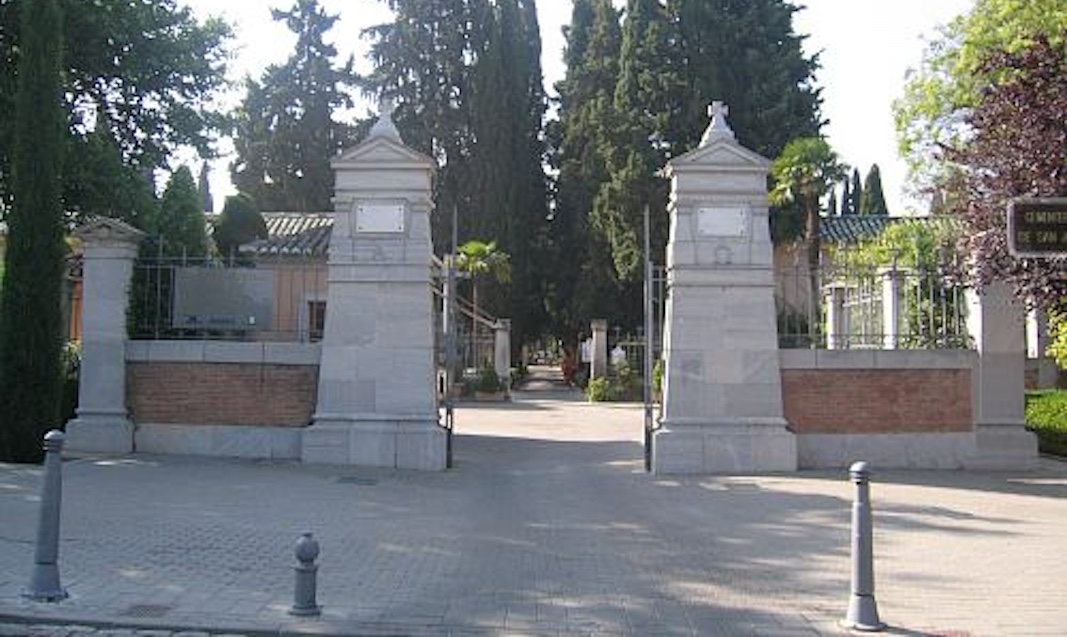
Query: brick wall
[[128, 362, 318, 427], [782, 368, 972, 434]]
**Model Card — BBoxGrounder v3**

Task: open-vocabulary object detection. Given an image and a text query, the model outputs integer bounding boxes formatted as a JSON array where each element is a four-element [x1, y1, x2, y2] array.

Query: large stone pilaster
[[653, 102, 796, 474], [302, 104, 445, 470], [66, 218, 144, 454], [964, 282, 1038, 469]]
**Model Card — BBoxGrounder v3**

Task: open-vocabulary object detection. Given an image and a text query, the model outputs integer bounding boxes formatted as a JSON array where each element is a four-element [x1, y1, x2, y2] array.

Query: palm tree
[[770, 137, 846, 345], [455, 239, 511, 367]]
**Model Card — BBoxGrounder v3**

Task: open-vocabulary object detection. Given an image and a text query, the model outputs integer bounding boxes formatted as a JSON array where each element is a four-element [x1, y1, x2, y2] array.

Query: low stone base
[[798, 432, 975, 469], [652, 421, 797, 474], [65, 412, 134, 455], [964, 426, 1039, 470], [136, 423, 302, 460], [302, 416, 447, 471]]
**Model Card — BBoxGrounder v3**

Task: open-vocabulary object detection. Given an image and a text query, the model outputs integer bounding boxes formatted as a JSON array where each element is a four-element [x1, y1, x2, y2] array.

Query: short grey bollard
[[289, 532, 321, 616], [24, 430, 68, 602], [843, 461, 885, 631]]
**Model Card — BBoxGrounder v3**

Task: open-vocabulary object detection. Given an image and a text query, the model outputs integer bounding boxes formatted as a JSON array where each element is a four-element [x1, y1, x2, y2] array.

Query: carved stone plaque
[[697, 206, 747, 238], [356, 203, 405, 233]]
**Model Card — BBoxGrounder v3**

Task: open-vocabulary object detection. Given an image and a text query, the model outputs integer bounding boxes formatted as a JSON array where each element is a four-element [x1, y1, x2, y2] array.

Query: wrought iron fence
[[129, 255, 327, 342], [775, 262, 972, 350]]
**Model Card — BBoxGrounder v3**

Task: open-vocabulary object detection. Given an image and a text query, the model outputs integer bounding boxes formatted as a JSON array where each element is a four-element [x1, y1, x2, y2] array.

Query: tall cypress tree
[[468, 0, 549, 349], [840, 178, 852, 215], [550, 0, 623, 340], [156, 166, 208, 258], [860, 163, 889, 215], [0, 0, 66, 462], [849, 167, 863, 216]]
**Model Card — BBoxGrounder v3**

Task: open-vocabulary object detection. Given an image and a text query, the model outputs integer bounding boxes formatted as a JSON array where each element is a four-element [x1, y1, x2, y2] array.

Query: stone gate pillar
[[590, 319, 608, 380], [653, 102, 796, 474], [302, 104, 445, 470], [66, 218, 144, 454], [964, 281, 1038, 469]]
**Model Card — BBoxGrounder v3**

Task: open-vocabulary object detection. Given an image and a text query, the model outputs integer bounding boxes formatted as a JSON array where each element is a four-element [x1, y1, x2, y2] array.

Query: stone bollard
[[24, 430, 68, 602], [289, 532, 321, 616], [843, 461, 885, 631]]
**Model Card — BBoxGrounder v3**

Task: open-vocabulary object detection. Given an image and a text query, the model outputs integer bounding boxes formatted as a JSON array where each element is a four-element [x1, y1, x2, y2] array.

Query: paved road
[[2, 383, 1066, 636]]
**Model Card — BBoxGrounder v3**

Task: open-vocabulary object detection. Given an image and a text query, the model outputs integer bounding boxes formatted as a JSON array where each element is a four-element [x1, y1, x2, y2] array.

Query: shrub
[[476, 365, 503, 393], [1026, 390, 1067, 456], [586, 377, 612, 402]]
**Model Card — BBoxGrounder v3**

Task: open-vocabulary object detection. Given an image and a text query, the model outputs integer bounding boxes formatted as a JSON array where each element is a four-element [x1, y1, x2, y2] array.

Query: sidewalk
[[2, 392, 1066, 636]]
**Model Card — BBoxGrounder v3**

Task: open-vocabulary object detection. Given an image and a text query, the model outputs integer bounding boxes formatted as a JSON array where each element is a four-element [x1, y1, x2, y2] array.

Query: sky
[[178, 0, 975, 215]]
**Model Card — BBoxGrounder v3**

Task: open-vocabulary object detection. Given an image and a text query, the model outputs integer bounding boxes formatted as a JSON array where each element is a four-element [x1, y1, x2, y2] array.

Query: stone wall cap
[[74, 217, 146, 243]]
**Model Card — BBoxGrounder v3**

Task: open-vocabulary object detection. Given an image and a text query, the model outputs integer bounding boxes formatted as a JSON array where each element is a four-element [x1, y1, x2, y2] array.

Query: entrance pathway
[[2, 396, 1066, 636]]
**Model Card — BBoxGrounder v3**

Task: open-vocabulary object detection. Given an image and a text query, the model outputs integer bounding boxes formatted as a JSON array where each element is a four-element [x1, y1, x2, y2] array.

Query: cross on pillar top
[[700, 99, 736, 146], [368, 94, 402, 142]]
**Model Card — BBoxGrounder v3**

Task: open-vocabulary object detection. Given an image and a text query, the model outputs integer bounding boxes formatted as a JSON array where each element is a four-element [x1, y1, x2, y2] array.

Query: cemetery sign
[[1008, 198, 1067, 257]]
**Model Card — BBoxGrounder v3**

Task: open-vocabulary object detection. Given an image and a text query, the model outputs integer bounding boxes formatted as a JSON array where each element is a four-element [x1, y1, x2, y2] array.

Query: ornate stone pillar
[[964, 281, 1038, 469], [302, 102, 446, 470], [825, 282, 850, 350], [653, 101, 796, 474], [879, 266, 905, 349], [66, 218, 144, 454], [493, 319, 511, 389]]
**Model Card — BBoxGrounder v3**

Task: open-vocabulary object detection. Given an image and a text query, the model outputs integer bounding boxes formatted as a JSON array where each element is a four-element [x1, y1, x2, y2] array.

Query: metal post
[[24, 430, 68, 602], [289, 532, 321, 616], [844, 461, 885, 631], [643, 203, 654, 471]]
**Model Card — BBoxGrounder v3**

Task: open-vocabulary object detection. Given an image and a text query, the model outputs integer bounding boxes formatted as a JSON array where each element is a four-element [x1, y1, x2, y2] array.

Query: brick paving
[[1, 377, 1066, 636]]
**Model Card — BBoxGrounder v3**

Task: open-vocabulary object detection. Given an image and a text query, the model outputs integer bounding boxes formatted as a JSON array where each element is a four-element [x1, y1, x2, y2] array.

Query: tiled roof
[[243, 212, 333, 257], [820, 215, 900, 243]]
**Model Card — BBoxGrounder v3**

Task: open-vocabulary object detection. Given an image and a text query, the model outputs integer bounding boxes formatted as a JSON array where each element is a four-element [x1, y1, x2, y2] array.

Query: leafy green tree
[[63, 128, 157, 230], [0, 0, 66, 462], [949, 36, 1066, 311], [213, 193, 267, 259], [770, 137, 846, 341], [892, 0, 1067, 195], [0, 0, 231, 217], [156, 166, 208, 258], [860, 164, 889, 216], [231, 0, 359, 212]]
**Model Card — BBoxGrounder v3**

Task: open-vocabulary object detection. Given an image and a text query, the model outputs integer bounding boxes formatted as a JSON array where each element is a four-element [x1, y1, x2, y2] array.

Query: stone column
[[302, 102, 445, 470], [653, 101, 796, 474], [879, 266, 905, 349], [66, 218, 144, 454], [964, 281, 1038, 469], [493, 319, 511, 389], [825, 282, 850, 350], [590, 319, 608, 380]]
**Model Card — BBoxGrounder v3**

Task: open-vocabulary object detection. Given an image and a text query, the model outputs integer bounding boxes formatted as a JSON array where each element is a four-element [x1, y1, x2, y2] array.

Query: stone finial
[[700, 100, 735, 146], [368, 95, 402, 142]]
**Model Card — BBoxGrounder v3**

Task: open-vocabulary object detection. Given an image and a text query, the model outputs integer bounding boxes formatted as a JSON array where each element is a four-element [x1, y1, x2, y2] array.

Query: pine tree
[[156, 166, 208, 258], [860, 164, 889, 215], [213, 193, 267, 260], [0, 0, 66, 462], [231, 0, 358, 212]]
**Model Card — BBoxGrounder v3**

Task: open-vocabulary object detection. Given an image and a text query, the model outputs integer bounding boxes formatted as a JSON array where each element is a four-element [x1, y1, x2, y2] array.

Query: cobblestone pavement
[[2, 389, 1066, 636]]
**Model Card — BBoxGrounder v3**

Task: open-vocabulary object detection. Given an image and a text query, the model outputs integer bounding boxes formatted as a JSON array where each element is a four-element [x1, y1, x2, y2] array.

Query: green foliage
[[1025, 391, 1067, 456], [892, 0, 1067, 194], [585, 360, 640, 402], [1047, 309, 1067, 371], [0, 0, 231, 217], [231, 0, 359, 212], [213, 193, 267, 259], [476, 365, 504, 393], [156, 166, 208, 258], [0, 0, 66, 462]]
